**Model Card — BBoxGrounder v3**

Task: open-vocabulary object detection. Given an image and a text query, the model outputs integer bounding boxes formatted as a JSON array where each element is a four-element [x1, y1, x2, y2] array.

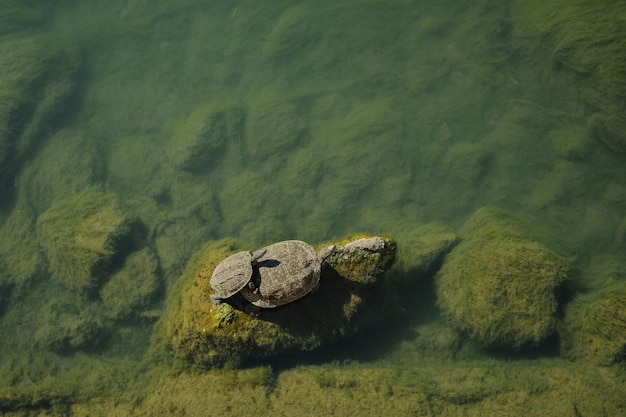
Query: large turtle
[[209, 248, 267, 305], [240, 240, 335, 313]]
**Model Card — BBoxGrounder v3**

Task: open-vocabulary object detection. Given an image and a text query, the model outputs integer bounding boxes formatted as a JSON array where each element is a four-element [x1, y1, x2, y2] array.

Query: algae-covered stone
[[0, 203, 46, 287], [519, 1, 626, 154], [436, 208, 568, 348], [393, 223, 458, 284], [0, 256, 12, 314], [100, 248, 161, 321], [168, 105, 241, 172], [36, 187, 135, 292], [151, 235, 396, 368], [246, 100, 307, 160], [560, 282, 626, 365], [324, 236, 394, 285], [22, 129, 104, 215], [0, 37, 81, 185], [35, 310, 106, 352]]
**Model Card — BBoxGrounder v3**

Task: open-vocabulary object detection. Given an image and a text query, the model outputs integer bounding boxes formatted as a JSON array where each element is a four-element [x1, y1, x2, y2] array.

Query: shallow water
[[1, 0, 626, 415]]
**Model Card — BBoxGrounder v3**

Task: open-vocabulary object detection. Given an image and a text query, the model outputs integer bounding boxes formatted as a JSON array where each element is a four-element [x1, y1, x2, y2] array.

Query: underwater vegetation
[[0, 0, 626, 415], [436, 208, 568, 348], [150, 235, 399, 369]]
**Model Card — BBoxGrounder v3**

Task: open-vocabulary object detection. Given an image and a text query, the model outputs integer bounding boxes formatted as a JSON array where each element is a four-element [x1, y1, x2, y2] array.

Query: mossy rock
[[22, 129, 104, 215], [0, 256, 12, 315], [34, 297, 107, 353], [36, 187, 135, 292], [245, 100, 307, 161], [559, 282, 626, 365], [0, 37, 82, 184], [523, 0, 626, 155], [436, 208, 568, 348], [151, 235, 396, 368], [100, 248, 161, 321], [168, 104, 242, 173], [393, 222, 458, 284]]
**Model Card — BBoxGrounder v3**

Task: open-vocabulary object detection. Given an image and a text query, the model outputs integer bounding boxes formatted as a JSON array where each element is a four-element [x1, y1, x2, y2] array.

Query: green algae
[[436, 208, 569, 348], [514, 0, 626, 154], [0, 36, 82, 187], [36, 187, 135, 292], [560, 282, 626, 365], [0, 0, 626, 415], [151, 235, 397, 369]]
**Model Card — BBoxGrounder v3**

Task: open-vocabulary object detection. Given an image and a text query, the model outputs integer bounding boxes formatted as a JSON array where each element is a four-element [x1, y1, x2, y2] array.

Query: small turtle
[[240, 240, 335, 313], [209, 248, 267, 305]]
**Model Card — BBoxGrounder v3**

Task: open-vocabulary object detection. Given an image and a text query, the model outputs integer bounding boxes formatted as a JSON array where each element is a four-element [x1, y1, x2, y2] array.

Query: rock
[[549, 125, 591, 161], [559, 282, 626, 365], [36, 187, 136, 292], [168, 105, 241, 173], [246, 100, 307, 161], [0, 202, 46, 287], [442, 142, 491, 184], [393, 223, 458, 284], [0, 129, 102, 289], [527, 1, 626, 155], [151, 235, 396, 368], [100, 248, 161, 321], [325, 236, 395, 285], [34, 306, 106, 352], [0, 38, 81, 185], [21, 129, 104, 214], [435, 207, 568, 348], [0, 256, 12, 315]]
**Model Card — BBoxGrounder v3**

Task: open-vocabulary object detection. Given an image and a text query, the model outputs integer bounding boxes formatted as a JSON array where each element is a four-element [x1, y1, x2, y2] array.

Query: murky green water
[[1, 0, 626, 415]]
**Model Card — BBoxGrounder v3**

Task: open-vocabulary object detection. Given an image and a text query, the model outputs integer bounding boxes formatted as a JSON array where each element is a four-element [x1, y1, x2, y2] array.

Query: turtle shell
[[240, 240, 321, 308], [210, 251, 255, 298]]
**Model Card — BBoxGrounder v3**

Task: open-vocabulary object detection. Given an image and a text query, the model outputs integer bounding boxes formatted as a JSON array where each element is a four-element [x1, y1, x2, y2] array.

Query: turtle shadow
[[257, 259, 281, 268], [251, 266, 385, 340]]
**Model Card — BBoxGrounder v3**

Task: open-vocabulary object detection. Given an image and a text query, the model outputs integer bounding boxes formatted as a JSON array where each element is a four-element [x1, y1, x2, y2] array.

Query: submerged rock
[[151, 235, 396, 368], [560, 282, 626, 365], [436, 207, 568, 348], [0, 38, 81, 185], [34, 307, 106, 352], [168, 104, 241, 173], [100, 247, 161, 321], [36, 187, 136, 292]]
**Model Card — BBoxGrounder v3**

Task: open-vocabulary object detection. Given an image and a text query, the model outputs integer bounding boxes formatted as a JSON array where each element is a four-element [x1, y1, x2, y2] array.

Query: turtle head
[[317, 244, 336, 262], [250, 248, 267, 265]]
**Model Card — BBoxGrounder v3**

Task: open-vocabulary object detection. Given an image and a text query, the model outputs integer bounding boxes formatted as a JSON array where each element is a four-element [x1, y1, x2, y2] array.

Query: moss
[[392, 223, 458, 285], [168, 104, 242, 173], [548, 125, 592, 161], [0, 2, 51, 35], [245, 99, 307, 161], [0, 202, 46, 288], [560, 282, 626, 365], [517, 0, 626, 154], [20, 129, 104, 215], [151, 235, 397, 368], [33, 295, 108, 353], [100, 248, 161, 321], [323, 235, 396, 285], [442, 141, 491, 185], [36, 187, 135, 292], [0, 37, 82, 185], [436, 208, 568, 348]]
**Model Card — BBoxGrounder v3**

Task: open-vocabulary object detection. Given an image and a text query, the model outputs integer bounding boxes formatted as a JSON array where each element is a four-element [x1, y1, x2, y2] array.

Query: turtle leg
[[210, 294, 223, 305], [244, 303, 261, 317], [247, 280, 259, 294]]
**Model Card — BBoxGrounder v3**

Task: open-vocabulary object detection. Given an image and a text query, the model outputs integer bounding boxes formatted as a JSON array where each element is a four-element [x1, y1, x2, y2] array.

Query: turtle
[[209, 248, 267, 305], [240, 240, 335, 313]]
